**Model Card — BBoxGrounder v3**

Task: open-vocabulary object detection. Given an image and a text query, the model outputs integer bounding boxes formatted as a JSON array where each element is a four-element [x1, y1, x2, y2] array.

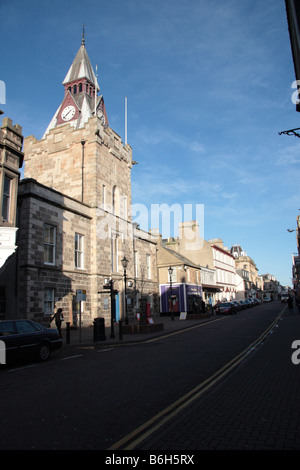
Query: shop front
[[159, 283, 203, 316]]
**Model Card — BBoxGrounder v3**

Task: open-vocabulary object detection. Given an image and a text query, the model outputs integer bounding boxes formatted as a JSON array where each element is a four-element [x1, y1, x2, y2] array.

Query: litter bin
[[93, 317, 106, 341]]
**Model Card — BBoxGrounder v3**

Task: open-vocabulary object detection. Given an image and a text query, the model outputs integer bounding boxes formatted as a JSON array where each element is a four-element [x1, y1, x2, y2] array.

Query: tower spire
[[82, 23, 85, 46]]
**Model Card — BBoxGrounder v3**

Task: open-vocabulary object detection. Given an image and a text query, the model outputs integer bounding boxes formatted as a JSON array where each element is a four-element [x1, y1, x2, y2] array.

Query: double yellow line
[[108, 308, 285, 450]]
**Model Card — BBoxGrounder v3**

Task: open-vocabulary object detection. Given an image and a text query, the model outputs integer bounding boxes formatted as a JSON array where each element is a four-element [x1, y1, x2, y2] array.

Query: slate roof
[[63, 43, 100, 91]]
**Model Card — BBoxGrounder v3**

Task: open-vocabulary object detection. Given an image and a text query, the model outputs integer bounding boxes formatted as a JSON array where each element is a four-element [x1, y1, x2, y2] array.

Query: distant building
[[209, 239, 236, 301], [230, 245, 259, 299]]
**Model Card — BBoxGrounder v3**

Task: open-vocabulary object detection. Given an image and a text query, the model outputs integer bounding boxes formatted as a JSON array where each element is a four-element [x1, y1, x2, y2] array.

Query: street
[[0, 301, 298, 451]]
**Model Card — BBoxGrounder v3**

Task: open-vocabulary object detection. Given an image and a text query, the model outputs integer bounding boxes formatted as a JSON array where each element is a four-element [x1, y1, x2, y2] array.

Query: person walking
[[288, 296, 294, 313], [51, 307, 64, 338]]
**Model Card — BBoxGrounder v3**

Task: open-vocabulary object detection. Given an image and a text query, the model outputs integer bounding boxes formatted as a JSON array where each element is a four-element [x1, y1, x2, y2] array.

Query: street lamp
[[122, 256, 129, 325], [287, 229, 297, 232], [168, 266, 174, 321]]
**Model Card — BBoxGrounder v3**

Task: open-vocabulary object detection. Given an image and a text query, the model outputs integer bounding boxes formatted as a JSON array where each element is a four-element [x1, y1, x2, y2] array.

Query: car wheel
[[38, 343, 50, 361]]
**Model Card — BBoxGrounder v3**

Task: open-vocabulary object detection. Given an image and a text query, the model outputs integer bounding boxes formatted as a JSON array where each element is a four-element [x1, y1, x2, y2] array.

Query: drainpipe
[[81, 140, 86, 202]]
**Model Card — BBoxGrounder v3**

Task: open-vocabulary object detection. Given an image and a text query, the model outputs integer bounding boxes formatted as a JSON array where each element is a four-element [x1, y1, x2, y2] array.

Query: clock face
[[61, 105, 76, 121], [97, 109, 106, 126]]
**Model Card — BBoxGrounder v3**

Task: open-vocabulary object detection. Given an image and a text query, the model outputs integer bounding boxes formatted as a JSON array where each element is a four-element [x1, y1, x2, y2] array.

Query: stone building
[[230, 245, 259, 298], [0, 112, 24, 318], [157, 221, 219, 307], [154, 233, 203, 315], [1, 37, 158, 325], [0, 112, 23, 268]]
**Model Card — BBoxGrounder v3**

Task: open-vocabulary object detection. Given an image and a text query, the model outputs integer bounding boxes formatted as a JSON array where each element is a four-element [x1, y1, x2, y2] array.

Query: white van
[[281, 293, 289, 303]]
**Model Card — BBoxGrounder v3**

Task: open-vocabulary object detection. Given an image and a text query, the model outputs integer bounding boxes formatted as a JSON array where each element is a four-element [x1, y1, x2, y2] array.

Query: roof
[[63, 43, 100, 91], [157, 244, 199, 268]]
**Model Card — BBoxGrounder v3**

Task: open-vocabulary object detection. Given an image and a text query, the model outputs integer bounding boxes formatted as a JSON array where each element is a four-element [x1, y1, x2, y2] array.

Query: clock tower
[[18, 32, 160, 327], [43, 31, 108, 137]]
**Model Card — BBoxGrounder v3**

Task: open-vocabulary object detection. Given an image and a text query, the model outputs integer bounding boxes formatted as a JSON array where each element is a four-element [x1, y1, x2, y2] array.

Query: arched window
[[73, 85, 77, 94], [79, 83, 82, 93]]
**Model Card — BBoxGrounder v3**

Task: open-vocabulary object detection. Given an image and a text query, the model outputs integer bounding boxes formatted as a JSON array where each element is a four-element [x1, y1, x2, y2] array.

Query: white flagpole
[[125, 96, 127, 145]]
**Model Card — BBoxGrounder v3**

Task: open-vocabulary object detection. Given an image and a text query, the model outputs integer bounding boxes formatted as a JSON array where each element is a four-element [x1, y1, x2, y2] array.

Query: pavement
[[59, 313, 214, 347]]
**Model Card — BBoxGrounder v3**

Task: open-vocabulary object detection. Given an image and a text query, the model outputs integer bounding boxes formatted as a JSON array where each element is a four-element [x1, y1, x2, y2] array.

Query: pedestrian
[[288, 296, 294, 312], [51, 307, 64, 337]]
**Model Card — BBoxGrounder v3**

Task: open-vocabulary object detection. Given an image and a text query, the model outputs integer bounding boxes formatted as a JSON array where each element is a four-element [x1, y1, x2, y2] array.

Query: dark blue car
[[0, 319, 62, 363]]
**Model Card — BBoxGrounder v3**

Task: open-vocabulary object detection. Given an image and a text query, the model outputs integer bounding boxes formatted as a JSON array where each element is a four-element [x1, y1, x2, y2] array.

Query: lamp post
[[168, 266, 174, 321], [102, 278, 116, 339], [122, 256, 129, 325]]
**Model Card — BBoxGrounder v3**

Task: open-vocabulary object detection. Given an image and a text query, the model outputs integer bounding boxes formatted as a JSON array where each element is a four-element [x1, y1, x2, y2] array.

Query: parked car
[[231, 301, 242, 311], [238, 300, 247, 310], [0, 319, 63, 364], [215, 302, 237, 315], [263, 295, 271, 302]]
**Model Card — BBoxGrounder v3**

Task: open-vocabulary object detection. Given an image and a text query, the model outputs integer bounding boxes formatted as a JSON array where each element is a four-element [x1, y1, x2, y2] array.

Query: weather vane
[[82, 23, 85, 45]]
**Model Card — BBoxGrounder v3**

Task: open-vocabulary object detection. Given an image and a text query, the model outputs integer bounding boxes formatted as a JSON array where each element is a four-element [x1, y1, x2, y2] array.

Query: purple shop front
[[160, 283, 203, 314]]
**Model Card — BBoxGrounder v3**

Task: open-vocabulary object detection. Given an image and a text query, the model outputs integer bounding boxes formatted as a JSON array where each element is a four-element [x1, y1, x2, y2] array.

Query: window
[[134, 250, 138, 278], [44, 224, 56, 265], [102, 184, 106, 209], [2, 175, 11, 222], [75, 233, 84, 269], [111, 235, 118, 272], [112, 185, 119, 216], [122, 196, 127, 219], [44, 288, 55, 315], [0, 321, 15, 335], [146, 254, 151, 279], [16, 321, 41, 334]]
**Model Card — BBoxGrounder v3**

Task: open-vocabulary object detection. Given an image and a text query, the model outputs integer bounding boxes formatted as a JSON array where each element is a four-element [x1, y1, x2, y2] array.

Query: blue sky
[[1, 0, 299, 287]]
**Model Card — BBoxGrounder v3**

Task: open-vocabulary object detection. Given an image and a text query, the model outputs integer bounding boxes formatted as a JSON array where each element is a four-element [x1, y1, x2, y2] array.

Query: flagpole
[[125, 96, 127, 145]]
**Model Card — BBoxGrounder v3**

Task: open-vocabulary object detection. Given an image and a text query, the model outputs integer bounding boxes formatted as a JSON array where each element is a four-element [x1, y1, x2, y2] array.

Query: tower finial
[[82, 23, 85, 45]]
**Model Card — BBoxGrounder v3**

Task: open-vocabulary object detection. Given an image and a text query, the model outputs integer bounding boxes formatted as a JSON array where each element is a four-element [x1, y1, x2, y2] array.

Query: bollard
[[66, 322, 70, 344], [93, 317, 106, 342]]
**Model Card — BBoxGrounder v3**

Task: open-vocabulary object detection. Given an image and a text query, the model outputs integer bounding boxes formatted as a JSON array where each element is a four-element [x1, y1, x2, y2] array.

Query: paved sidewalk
[[58, 314, 215, 347]]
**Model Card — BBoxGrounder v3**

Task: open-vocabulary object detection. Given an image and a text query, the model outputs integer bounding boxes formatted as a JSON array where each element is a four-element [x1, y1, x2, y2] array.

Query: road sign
[[76, 289, 86, 301]]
